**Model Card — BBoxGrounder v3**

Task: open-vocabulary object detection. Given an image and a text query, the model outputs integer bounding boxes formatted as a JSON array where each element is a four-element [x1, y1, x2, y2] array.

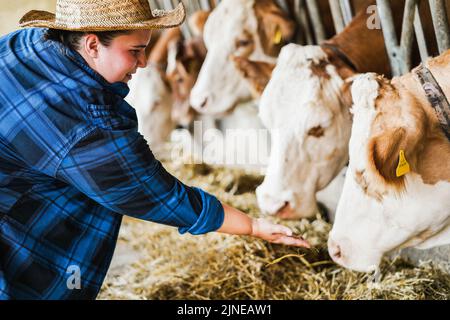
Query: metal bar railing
[[305, 0, 326, 43], [329, 0, 346, 33], [413, 4, 429, 63], [293, 0, 315, 45], [377, 0, 418, 76], [429, 0, 450, 53], [339, 0, 353, 25]]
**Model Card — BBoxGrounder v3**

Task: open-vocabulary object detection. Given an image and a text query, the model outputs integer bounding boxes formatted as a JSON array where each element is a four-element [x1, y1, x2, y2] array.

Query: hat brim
[[19, 2, 185, 31]]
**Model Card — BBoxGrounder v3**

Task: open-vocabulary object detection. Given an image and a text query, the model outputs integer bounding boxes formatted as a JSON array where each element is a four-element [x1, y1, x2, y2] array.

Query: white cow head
[[329, 73, 450, 272], [256, 44, 354, 219], [126, 65, 174, 152], [190, 0, 295, 115]]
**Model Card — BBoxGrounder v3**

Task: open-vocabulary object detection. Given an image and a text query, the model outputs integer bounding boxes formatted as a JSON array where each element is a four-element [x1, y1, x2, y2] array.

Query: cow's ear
[[254, 0, 296, 57], [368, 128, 409, 187], [232, 56, 275, 96], [188, 10, 211, 36]]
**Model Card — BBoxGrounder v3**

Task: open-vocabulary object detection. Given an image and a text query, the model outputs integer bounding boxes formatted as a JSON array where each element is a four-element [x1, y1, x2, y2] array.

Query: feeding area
[[98, 161, 450, 300]]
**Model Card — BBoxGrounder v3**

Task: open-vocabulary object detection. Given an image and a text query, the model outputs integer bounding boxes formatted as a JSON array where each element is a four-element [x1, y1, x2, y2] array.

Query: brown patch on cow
[[232, 56, 275, 97], [188, 10, 211, 37], [322, 0, 408, 78], [308, 59, 331, 80], [367, 127, 409, 193], [254, 0, 296, 57], [234, 29, 256, 58], [364, 60, 450, 195], [307, 125, 325, 138], [166, 36, 207, 126], [149, 27, 182, 65]]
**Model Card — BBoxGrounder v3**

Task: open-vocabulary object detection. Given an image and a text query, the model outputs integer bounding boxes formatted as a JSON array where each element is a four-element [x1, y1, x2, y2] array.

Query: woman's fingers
[[272, 234, 311, 248], [271, 223, 293, 236]]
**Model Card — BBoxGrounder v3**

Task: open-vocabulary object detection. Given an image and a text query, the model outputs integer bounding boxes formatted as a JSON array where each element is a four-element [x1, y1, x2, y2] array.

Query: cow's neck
[[426, 52, 450, 100], [322, 1, 397, 77]]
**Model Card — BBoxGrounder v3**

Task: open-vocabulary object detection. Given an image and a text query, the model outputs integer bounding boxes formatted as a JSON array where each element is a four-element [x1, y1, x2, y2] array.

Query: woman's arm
[[217, 203, 311, 248]]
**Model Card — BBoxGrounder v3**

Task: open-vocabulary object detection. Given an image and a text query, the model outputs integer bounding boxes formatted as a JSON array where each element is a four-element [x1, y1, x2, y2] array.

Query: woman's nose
[[137, 52, 147, 68]]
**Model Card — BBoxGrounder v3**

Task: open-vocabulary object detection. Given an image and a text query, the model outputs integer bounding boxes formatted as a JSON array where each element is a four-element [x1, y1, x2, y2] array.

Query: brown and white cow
[[190, 0, 298, 115], [329, 50, 450, 272], [189, 0, 377, 115], [126, 28, 181, 152], [127, 11, 211, 151], [255, 0, 408, 219], [166, 10, 210, 127]]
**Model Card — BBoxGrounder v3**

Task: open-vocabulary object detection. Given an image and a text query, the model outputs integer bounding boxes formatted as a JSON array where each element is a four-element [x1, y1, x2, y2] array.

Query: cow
[[126, 10, 211, 152], [126, 27, 181, 152], [189, 0, 298, 115], [255, 0, 409, 220], [328, 50, 450, 272], [189, 0, 378, 115], [167, 10, 210, 127]]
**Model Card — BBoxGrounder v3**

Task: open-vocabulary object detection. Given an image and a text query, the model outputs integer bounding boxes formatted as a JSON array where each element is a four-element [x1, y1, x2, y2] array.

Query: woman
[[0, 0, 309, 299]]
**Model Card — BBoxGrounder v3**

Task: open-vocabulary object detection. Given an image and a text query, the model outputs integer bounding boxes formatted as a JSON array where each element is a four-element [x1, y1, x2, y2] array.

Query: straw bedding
[[98, 161, 450, 300]]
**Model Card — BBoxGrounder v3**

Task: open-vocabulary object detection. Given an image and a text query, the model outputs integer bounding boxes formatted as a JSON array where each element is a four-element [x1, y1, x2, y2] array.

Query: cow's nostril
[[200, 98, 208, 109], [328, 239, 343, 262], [334, 246, 342, 259], [331, 243, 342, 260]]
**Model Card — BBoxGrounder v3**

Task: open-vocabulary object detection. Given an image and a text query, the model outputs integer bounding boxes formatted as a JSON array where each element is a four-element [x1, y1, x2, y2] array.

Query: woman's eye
[[131, 50, 140, 56]]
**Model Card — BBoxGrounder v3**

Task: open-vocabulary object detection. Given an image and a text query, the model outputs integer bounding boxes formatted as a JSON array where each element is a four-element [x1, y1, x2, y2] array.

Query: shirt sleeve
[[55, 127, 224, 235]]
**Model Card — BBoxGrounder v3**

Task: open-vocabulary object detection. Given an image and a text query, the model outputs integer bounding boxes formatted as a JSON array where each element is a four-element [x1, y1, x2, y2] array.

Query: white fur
[[190, 0, 276, 114], [329, 75, 450, 272], [256, 44, 352, 218]]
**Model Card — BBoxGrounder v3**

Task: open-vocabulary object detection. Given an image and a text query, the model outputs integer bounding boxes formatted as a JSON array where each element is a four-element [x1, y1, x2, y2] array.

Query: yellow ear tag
[[396, 150, 410, 177], [273, 26, 282, 45]]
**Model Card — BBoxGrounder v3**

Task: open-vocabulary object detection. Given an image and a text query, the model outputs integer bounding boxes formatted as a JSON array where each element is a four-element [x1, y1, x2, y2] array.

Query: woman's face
[[94, 30, 152, 84]]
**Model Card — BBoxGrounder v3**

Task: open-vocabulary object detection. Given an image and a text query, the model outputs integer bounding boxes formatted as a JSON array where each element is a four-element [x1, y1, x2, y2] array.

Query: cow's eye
[[307, 126, 325, 138], [236, 39, 251, 47]]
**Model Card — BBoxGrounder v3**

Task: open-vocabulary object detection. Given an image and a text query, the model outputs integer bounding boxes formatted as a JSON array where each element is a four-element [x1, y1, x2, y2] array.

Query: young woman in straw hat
[[0, 0, 309, 299]]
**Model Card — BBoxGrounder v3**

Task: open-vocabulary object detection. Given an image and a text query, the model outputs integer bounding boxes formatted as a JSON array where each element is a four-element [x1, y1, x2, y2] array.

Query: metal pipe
[[377, 0, 403, 76], [329, 0, 345, 33], [305, 0, 326, 43], [429, 0, 450, 53], [399, 0, 418, 72], [413, 4, 429, 62], [294, 0, 314, 45], [275, 0, 290, 13], [199, 0, 211, 10], [339, 0, 353, 25]]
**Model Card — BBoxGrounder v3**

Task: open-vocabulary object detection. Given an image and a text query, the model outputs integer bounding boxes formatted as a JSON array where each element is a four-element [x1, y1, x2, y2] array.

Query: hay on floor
[[98, 161, 450, 300]]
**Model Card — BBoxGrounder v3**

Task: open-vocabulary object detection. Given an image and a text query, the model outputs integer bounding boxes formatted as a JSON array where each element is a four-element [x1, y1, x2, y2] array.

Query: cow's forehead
[[204, 0, 256, 45], [347, 75, 381, 175], [260, 45, 345, 125]]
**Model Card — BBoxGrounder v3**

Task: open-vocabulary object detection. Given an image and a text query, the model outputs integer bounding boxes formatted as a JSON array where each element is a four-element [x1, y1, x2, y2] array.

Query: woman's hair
[[44, 29, 132, 51]]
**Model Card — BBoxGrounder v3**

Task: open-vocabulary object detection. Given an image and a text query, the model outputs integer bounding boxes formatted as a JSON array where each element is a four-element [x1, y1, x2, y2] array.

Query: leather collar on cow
[[415, 65, 450, 141], [320, 43, 358, 73]]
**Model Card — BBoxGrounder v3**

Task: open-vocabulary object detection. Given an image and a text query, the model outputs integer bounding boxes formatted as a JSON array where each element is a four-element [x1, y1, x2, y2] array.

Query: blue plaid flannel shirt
[[0, 28, 224, 300]]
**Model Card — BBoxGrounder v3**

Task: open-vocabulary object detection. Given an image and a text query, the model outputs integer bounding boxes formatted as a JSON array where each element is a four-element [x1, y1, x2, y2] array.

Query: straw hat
[[19, 0, 186, 31]]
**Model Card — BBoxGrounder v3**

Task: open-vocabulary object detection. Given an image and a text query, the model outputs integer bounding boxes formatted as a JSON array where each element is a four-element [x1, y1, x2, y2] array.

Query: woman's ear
[[83, 34, 100, 59]]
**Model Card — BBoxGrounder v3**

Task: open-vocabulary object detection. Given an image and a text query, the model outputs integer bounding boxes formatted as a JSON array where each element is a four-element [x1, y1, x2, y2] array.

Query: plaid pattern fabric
[[0, 28, 224, 300]]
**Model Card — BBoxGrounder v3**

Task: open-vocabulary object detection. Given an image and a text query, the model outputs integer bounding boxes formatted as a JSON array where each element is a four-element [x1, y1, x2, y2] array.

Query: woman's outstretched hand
[[251, 218, 311, 248], [218, 203, 310, 248]]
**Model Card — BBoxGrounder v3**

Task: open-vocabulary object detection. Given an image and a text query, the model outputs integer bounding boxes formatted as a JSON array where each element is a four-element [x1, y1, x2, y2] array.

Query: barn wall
[[0, 0, 57, 36]]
